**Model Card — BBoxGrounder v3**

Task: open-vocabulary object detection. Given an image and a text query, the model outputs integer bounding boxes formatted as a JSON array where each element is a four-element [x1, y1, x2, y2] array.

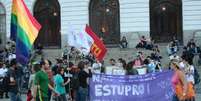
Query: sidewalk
[[1, 94, 201, 101]]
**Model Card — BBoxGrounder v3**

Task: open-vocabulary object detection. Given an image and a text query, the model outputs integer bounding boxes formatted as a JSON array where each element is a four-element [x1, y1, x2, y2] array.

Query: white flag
[[67, 24, 77, 47], [67, 25, 94, 55], [75, 26, 94, 54]]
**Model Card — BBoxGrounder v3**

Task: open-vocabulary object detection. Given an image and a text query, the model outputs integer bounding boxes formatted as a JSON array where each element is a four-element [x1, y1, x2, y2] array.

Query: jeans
[[8, 92, 22, 101], [172, 94, 195, 101], [172, 94, 179, 101], [56, 94, 67, 101], [76, 87, 88, 101]]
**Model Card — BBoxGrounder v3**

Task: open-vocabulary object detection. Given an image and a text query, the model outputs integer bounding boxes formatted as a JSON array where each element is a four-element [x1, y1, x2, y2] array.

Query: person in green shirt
[[33, 60, 57, 101], [54, 67, 70, 101]]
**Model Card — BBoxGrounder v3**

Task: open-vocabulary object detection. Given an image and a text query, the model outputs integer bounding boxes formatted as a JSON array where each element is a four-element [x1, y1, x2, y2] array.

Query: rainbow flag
[[11, 0, 41, 65]]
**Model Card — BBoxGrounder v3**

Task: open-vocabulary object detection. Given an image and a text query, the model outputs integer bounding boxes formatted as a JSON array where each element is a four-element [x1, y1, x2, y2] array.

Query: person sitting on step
[[119, 36, 128, 48]]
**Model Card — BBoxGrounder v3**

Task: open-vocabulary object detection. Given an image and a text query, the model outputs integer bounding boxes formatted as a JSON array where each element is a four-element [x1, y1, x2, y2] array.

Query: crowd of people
[[0, 37, 200, 101]]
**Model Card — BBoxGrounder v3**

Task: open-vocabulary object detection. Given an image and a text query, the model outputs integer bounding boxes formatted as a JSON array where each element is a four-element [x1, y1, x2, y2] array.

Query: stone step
[[43, 46, 180, 67]]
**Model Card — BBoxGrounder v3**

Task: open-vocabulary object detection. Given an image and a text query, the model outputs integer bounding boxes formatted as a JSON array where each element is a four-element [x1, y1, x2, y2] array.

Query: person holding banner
[[171, 61, 195, 101], [92, 59, 102, 74]]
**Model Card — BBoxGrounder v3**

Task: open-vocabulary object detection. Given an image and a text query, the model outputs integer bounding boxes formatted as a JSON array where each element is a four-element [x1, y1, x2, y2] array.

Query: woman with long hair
[[76, 61, 92, 101], [54, 67, 70, 101], [171, 61, 195, 101]]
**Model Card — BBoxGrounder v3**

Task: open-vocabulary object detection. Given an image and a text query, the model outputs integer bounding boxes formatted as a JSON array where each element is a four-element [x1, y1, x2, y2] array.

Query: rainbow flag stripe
[[11, 0, 41, 65]]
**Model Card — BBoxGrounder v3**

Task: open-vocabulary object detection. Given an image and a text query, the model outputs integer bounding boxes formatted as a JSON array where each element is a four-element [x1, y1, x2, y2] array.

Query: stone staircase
[[43, 49, 62, 63], [43, 46, 175, 67]]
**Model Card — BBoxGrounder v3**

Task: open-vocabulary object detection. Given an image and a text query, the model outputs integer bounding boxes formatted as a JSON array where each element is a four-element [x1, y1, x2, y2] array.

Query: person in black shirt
[[76, 61, 92, 101], [7, 59, 22, 101], [182, 47, 194, 65], [187, 39, 196, 48], [120, 36, 128, 48]]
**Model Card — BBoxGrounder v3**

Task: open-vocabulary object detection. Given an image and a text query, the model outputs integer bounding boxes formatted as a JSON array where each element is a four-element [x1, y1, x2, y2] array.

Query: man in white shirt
[[0, 60, 9, 98], [0, 61, 8, 77], [8, 53, 16, 63], [186, 64, 195, 84], [92, 60, 102, 74]]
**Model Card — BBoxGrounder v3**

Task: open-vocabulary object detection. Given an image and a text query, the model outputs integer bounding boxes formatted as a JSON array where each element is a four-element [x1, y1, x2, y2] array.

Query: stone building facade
[[0, 0, 201, 48]]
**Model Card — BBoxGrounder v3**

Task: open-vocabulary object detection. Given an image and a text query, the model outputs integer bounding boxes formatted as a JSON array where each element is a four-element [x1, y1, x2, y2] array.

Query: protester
[[85, 52, 95, 65], [109, 58, 116, 66], [187, 39, 196, 48], [45, 60, 54, 101], [185, 63, 195, 85], [172, 36, 179, 49], [7, 59, 22, 101], [147, 60, 156, 73], [136, 35, 147, 49], [188, 44, 200, 55], [69, 47, 78, 60], [92, 59, 102, 74], [167, 41, 178, 56], [33, 59, 57, 101], [116, 58, 123, 68], [27, 63, 41, 101], [120, 59, 127, 69], [76, 61, 92, 101], [169, 53, 180, 61], [151, 46, 162, 62], [16, 64, 24, 93], [171, 61, 195, 101], [133, 56, 143, 67], [54, 67, 70, 101], [0, 59, 9, 99], [52, 58, 63, 76], [126, 61, 138, 75], [69, 62, 80, 101], [62, 45, 69, 60], [119, 36, 128, 48], [182, 47, 194, 65]]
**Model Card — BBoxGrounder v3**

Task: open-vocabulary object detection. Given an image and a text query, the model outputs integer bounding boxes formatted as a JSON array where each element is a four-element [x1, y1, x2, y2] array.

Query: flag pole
[[66, 46, 71, 100]]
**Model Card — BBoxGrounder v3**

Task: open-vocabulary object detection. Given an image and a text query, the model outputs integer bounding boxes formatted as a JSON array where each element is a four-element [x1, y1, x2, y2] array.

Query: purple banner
[[90, 70, 174, 101]]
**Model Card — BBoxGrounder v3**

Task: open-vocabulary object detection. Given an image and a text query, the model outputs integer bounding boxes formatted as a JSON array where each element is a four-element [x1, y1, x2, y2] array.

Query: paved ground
[[0, 94, 201, 101]]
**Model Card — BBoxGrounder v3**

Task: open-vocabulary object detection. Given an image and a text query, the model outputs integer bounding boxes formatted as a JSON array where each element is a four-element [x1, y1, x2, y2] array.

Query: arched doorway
[[0, 3, 6, 46], [150, 0, 182, 43], [89, 0, 120, 45], [34, 0, 61, 48]]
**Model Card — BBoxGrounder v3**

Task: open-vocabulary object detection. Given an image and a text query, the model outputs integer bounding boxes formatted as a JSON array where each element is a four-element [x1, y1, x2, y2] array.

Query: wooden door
[[89, 0, 120, 44], [150, 0, 182, 43], [34, 0, 61, 48]]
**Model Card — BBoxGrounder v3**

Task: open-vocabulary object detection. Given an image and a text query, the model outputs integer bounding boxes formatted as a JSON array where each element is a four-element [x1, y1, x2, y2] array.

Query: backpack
[[194, 67, 201, 85]]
